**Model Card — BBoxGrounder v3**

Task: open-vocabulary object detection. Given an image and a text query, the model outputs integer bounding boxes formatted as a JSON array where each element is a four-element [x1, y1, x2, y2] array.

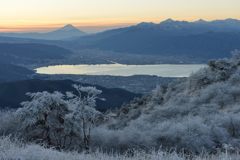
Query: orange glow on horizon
[[0, 22, 135, 33], [0, 0, 239, 33], [1, 16, 240, 33]]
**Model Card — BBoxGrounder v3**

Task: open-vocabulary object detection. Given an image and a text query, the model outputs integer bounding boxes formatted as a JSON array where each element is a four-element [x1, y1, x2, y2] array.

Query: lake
[[36, 64, 206, 77]]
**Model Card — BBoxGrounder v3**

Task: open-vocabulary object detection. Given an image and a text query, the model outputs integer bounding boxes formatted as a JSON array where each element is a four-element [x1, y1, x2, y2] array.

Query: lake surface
[[36, 64, 206, 77]]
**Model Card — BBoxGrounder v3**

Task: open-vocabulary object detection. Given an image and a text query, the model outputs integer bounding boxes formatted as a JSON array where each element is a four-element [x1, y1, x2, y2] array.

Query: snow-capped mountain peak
[[58, 24, 80, 32]]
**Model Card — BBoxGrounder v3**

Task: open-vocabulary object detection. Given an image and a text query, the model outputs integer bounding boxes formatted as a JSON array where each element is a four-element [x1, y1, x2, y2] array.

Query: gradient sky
[[0, 0, 240, 33]]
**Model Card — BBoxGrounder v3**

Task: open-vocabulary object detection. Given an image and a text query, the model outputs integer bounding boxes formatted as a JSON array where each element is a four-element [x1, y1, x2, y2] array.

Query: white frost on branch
[[13, 85, 103, 151]]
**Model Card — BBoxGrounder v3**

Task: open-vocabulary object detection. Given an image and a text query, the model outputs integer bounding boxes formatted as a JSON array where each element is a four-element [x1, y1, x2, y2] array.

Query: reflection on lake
[[36, 64, 206, 77]]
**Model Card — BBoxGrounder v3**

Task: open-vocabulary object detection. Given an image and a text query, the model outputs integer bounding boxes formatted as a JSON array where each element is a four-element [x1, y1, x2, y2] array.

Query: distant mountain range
[[0, 24, 86, 40], [1, 19, 240, 63], [66, 18, 240, 61], [135, 18, 240, 34]]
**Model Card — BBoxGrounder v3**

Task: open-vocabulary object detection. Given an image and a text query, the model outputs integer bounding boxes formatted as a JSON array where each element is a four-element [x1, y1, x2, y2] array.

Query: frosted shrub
[[0, 136, 239, 160], [66, 85, 102, 151], [13, 85, 103, 151], [95, 54, 240, 153], [0, 110, 18, 135], [16, 91, 70, 148]]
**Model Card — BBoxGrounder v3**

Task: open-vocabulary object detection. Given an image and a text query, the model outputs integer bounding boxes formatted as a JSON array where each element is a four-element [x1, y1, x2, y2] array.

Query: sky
[[0, 0, 240, 33]]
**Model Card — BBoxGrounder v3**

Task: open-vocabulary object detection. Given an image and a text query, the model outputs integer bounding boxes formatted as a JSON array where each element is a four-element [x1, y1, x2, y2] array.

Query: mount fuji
[[0, 24, 86, 40]]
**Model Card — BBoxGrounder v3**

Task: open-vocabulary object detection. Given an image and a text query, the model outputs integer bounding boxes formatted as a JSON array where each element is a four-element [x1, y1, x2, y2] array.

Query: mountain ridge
[[66, 18, 240, 62], [0, 24, 86, 40]]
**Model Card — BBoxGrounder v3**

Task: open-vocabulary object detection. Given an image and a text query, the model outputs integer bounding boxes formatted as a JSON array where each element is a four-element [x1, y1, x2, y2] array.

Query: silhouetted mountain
[[0, 43, 72, 64], [0, 64, 34, 82], [0, 24, 86, 40], [138, 18, 240, 33], [68, 19, 240, 62], [0, 79, 140, 111], [1, 19, 240, 63]]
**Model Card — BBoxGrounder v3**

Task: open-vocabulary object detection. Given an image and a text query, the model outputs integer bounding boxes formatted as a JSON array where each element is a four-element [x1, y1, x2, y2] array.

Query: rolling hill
[[0, 79, 140, 111], [0, 64, 34, 82], [0, 43, 72, 64]]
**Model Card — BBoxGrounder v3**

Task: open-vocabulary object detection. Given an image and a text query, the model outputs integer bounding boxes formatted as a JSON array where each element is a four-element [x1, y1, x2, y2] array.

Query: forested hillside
[[96, 53, 240, 153]]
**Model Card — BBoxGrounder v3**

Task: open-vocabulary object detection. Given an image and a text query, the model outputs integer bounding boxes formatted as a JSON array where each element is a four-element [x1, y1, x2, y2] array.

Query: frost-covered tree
[[66, 85, 102, 151], [15, 85, 103, 151], [16, 91, 69, 148]]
